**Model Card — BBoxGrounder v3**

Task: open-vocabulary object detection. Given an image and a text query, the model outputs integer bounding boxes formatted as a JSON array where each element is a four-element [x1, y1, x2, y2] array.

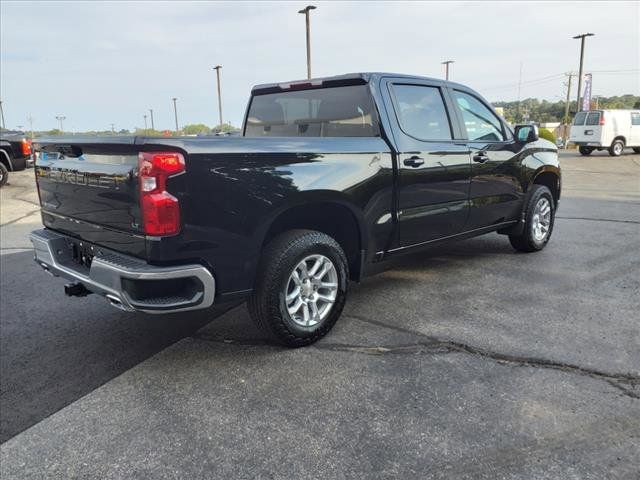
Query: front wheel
[[0, 163, 8, 187], [509, 185, 555, 253], [248, 229, 349, 347], [609, 139, 624, 157], [578, 146, 593, 156]]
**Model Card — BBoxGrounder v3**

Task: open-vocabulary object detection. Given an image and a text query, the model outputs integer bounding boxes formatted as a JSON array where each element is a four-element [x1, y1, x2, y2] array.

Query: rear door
[[570, 111, 603, 145], [449, 89, 523, 230], [382, 78, 471, 247]]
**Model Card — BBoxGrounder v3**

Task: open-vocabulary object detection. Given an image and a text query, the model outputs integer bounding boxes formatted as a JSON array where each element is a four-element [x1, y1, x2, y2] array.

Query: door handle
[[473, 152, 489, 163], [403, 156, 425, 167]]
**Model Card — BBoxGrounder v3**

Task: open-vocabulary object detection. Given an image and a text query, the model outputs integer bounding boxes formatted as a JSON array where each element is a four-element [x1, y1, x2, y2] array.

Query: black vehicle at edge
[[0, 130, 33, 187], [30, 72, 560, 346]]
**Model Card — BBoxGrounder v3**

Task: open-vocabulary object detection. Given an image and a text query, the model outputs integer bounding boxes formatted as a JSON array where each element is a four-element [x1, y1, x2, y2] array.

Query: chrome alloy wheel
[[531, 197, 552, 242], [285, 254, 338, 327], [613, 142, 623, 155]]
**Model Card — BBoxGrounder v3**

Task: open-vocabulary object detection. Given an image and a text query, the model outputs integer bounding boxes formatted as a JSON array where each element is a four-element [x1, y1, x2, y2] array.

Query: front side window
[[573, 112, 588, 125], [391, 84, 452, 141], [631, 113, 640, 126], [585, 112, 601, 125], [245, 85, 379, 137], [453, 91, 505, 141]]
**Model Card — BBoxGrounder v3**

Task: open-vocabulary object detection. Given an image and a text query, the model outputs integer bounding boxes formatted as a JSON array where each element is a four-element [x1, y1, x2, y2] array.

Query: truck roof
[[251, 72, 469, 94]]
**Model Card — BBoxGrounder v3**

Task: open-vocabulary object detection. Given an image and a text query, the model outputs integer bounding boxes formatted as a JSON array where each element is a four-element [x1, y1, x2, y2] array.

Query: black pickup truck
[[30, 73, 560, 346], [0, 130, 33, 186]]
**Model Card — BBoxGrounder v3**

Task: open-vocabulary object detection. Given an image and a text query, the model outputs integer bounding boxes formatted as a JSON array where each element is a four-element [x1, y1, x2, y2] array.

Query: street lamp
[[441, 60, 454, 81], [149, 109, 155, 130], [213, 65, 223, 127], [572, 33, 595, 112], [143, 114, 148, 133], [55, 115, 66, 132], [298, 5, 316, 79], [172, 97, 179, 133]]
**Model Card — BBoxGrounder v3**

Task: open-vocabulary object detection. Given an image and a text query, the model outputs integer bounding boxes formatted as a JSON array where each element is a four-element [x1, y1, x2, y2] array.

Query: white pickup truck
[[570, 109, 640, 156]]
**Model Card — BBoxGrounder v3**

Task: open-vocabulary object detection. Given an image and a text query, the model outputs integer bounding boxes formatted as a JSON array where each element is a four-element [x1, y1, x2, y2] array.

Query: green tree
[[182, 123, 212, 135]]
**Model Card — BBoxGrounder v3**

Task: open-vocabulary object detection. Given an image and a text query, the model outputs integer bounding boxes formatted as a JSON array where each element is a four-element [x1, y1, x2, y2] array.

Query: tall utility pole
[[441, 60, 454, 80], [110, 123, 115, 134], [298, 5, 316, 79], [562, 73, 574, 144], [0, 100, 5, 129], [213, 65, 223, 127], [516, 62, 523, 122], [573, 33, 595, 112], [149, 109, 155, 131], [172, 97, 179, 133], [55, 115, 66, 132]]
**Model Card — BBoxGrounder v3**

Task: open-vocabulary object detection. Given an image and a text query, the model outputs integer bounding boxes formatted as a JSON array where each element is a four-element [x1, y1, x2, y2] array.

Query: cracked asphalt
[[1, 150, 639, 479]]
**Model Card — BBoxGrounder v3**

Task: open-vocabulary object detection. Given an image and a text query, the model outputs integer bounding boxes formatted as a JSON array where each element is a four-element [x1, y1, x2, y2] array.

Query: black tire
[[608, 139, 624, 157], [578, 146, 593, 156], [0, 162, 8, 187], [509, 185, 555, 253], [633, 147, 640, 154], [247, 229, 349, 347]]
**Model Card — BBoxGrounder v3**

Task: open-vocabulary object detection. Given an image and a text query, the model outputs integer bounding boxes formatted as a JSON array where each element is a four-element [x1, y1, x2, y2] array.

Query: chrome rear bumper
[[30, 229, 215, 314]]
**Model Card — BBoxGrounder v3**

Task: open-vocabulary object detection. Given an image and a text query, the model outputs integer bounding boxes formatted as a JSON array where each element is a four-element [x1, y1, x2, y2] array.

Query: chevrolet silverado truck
[[0, 130, 33, 187], [30, 73, 560, 347]]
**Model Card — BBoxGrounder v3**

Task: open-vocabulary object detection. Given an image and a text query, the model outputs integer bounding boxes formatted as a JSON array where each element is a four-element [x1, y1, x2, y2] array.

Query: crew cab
[[0, 130, 33, 187], [30, 73, 561, 347]]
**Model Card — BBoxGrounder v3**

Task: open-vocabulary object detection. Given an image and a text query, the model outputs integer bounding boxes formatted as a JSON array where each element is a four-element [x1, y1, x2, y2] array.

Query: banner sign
[[582, 74, 592, 111]]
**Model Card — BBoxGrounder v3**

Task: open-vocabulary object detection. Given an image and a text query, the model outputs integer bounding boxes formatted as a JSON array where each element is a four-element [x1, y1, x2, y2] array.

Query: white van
[[569, 109, 640, 156]]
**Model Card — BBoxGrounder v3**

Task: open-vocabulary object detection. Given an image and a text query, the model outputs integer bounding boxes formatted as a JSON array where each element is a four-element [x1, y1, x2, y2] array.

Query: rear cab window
[[244, 85, 380, 137], [390, 84, 452, 141]]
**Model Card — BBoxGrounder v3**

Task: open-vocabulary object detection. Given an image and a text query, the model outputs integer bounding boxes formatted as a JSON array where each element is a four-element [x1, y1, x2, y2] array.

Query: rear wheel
[[609, 139, 624, 157], [509, 185, 555, 253], [0, 163, 8, 187], [248, 229, 348, 347], [578, 146, 593, 156]]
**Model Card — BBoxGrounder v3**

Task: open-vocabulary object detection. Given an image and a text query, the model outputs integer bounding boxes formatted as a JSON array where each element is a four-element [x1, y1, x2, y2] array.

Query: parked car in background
[[569, 109, 640, 156], [30, 72, 560, 347], [0, 130, 33, 187]]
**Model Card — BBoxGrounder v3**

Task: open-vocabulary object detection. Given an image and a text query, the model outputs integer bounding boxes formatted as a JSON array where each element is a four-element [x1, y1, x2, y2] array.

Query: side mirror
[[514, 124, 539, 143]]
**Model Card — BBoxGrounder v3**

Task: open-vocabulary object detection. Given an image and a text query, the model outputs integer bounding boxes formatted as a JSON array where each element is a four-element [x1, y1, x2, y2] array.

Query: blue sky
[[1, 1, 638, 132]]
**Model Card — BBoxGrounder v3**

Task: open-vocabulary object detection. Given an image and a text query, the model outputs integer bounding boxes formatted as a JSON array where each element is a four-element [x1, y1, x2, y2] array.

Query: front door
[[385, 81, 472, 247], [450, 89, 523, 230]]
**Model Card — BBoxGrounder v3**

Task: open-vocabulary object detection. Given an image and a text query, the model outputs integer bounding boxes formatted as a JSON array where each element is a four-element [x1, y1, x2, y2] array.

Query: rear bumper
[[29, 228, 216, 314]]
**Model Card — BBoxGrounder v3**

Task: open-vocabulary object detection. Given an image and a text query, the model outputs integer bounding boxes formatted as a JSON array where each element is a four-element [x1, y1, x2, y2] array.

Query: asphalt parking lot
[[1, 150, 639, 479]]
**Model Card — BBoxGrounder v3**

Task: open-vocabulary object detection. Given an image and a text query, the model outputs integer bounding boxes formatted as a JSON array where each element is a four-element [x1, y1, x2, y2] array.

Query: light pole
[[573, 33, 595, 112], [0, 100, 5, 129], [172, 97, 179, 133], [213, 65, 223, 127], [55, 115, 66, 132], [143, 114, 148, 133], [298, 5, 316, 79], [441, 60, 454, 80], [149, 109, 155, 131], [110, 123, 115, 134]]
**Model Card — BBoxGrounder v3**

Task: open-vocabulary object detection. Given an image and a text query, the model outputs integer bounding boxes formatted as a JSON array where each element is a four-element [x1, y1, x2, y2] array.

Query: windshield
[[245, 85, 379, 137]]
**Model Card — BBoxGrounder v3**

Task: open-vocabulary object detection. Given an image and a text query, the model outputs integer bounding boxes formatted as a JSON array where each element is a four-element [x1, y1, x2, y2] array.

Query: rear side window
[[631, 112, 640, 125], [453, 91, 505, 142], [390, 84, 452, 141], [585, 112, 601, 125], [573, 112, 587, 125], [244, 85, 379, 137]]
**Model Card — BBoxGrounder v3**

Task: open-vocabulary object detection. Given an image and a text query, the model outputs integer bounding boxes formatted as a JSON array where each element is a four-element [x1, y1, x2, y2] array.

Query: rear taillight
[[138, 152, 185, 236], [599, 116, 605, 126], [21, 138, 32, 156]]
